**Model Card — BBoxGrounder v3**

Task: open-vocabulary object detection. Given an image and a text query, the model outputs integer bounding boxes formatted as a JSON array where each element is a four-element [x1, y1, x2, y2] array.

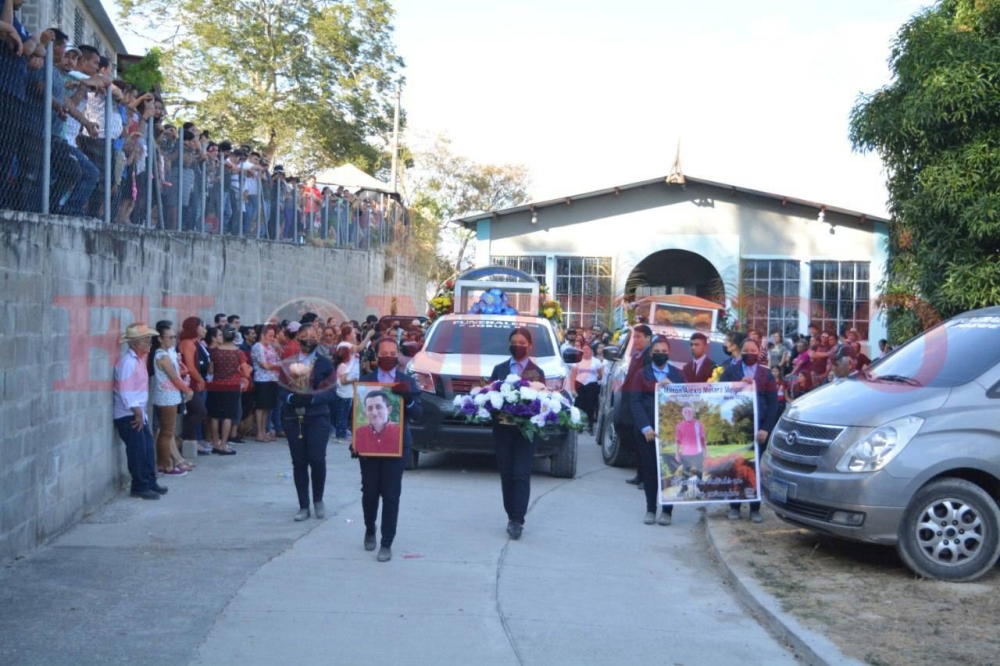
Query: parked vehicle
[[405, 313, 579, 477], [595, 321, 728, 467], [762, 306, 1000, 581]]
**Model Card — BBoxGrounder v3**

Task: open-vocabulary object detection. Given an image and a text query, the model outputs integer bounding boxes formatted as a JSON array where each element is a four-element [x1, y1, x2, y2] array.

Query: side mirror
[[401, 341, 421, 358], [603, 347, 620, 362], [562, 348, 583, 365]]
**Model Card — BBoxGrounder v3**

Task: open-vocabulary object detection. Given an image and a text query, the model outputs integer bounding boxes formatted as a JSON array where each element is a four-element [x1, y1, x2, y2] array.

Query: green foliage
[[119, 0, 403, 167], [119, 48, 164, 92], [850, 0, 1000, 341]]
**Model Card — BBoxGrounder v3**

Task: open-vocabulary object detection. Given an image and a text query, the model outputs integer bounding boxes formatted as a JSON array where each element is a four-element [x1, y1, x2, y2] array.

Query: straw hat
[[120, 323, 156, 343]]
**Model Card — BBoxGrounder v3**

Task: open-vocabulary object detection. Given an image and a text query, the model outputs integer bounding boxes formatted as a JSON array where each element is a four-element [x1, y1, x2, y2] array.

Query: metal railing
[[2, 42, 408, 250]]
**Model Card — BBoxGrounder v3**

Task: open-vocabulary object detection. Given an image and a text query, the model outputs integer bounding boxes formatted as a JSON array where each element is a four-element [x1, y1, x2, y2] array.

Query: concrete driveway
[[0, 435, 797, 666]]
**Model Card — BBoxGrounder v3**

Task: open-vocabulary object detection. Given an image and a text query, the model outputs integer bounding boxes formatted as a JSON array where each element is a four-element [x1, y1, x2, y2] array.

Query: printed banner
[[352, 383, 404, 457], [655, 382, 760, 505]]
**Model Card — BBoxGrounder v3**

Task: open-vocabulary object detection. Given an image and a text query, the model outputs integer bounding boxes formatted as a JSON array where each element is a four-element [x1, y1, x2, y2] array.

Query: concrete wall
[[0, 211, 424, 562]]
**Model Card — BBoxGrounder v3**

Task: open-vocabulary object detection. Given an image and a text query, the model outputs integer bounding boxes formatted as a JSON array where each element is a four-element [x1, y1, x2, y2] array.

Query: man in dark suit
[[489, 327, 546, 540], [630, 335, 684, 525], [682, 332, 717, 383], [279, 323, 339, 522], [355, 336, 424, 562], [615, 324, 652, 486], [719, 336, 778, 523]]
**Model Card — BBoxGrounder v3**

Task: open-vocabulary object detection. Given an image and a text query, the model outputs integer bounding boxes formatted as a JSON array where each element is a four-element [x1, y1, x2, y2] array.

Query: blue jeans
[[65, 145, 99, 216], [114, 416, 157, 493], [243, 196, 257, 236], [334, 396, 352, 439], [270, 404, 283, 433]]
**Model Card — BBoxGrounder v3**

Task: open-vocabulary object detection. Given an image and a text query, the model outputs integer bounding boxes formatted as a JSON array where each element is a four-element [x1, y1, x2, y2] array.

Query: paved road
[[0, 435, 797, 666]]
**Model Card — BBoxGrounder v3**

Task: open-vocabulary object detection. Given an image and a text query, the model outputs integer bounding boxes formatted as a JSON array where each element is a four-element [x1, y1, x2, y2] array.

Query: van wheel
[[601, 422, 635, 467], [405, 450, 420, 471], [550, 431, 577, 478], [896, 478, 1000, 582]]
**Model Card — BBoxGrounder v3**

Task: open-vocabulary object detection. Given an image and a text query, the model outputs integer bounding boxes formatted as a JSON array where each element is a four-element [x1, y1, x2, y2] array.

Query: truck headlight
[[406, 362, 435, 393], [835, 416, 923, 473]]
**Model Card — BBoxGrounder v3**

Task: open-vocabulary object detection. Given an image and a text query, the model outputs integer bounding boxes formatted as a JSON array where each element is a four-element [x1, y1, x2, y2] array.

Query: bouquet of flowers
[[453, 374, 586, 442], [538, 298, 563, 326], [469, 288, 518, 315], [427, 279, 455, 322], [707, 365, 725, 383]]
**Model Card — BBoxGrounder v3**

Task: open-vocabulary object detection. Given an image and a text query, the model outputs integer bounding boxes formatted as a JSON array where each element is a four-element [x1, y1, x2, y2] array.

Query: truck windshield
[[425, 320, 556, 356], [867, 315, 1000, 388]]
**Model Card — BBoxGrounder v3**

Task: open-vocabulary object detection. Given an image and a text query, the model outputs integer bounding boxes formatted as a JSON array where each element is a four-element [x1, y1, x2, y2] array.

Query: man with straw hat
[[113, 323, 169, 500]]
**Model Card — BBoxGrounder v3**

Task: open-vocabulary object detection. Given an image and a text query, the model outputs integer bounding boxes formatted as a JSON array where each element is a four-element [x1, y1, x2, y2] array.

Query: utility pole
[[390, 84, 401, 193]]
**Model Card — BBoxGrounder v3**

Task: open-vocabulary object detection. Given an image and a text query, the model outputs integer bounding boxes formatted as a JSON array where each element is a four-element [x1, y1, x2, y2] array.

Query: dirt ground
[[709, 506, 1000, 666]]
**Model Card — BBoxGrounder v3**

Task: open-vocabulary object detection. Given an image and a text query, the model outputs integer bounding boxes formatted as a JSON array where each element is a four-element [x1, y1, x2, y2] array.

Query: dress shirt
[[376, 366, 415, 408], [741, 363, 757, 380], [642, 363, 672, 435], [113, 348, 149, 421], [508, 359, 526, 376]]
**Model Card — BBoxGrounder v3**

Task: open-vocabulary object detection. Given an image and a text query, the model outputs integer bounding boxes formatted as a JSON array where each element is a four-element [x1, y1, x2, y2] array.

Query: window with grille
[[555, 256, 613, 329], [73, 7, 84, 44], [490, 255, 547, 286], [809, 261, 871, 338], [741, 260, 801, 337], [53, 0, 64, 30]]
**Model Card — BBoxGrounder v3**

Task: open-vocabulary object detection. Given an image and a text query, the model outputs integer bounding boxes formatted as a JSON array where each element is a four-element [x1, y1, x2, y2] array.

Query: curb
[[703, 516, 863, 666]]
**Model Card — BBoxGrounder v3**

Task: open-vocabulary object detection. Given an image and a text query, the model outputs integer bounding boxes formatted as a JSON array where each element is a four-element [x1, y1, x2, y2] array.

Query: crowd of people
[[113, 312, 426, 478], [0, 4, 405, 245]]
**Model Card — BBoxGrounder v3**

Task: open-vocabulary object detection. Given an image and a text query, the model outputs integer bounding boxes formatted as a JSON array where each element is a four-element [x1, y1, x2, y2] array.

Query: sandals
[[211, 447, 237, 455]]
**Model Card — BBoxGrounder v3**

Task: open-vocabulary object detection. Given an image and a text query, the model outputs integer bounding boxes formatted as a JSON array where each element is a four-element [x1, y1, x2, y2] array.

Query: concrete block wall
[[0, 211, 425, 561]]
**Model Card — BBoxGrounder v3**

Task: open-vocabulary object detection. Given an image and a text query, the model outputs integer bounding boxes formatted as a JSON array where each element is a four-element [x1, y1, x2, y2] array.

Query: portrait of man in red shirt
[[353, 388, 403, 457]]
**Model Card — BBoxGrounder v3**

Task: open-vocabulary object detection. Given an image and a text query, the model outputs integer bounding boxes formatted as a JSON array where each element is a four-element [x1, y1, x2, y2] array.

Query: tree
[[119, 0, 404, 170], [850, 0, 1000, 341], [402, 137, 531, 278]]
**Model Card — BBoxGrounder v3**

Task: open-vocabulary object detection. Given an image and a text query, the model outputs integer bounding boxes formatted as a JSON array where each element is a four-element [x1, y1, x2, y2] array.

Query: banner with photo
[[352, 383, 405, 457], [655, 382, 760, 505]]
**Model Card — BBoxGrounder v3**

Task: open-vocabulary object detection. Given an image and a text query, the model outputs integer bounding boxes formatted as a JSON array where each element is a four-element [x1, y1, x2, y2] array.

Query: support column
[[474, 219, 491, 267], [798, 260, 812, 336]]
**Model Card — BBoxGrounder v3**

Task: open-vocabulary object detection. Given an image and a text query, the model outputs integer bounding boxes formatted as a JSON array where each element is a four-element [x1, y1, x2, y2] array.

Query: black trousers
[[179, 393, 207, 441], [360, 454, 406, 547], [633, 426, 670, 514], [617, 419, 642, 479], [494, 424, 536, 524], [285, 414, 331, 509]]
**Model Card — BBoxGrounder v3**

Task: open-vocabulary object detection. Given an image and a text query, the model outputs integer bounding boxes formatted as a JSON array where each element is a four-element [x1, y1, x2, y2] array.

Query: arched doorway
[[626, 249, 725, 305]]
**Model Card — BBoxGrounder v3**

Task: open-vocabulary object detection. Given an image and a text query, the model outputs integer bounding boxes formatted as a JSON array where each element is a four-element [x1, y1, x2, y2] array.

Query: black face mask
[[509, 345, 528, 361], [651, 352, 669, 367], [299, 340, 317, 353], [742, 353, 758, 367], [377, 356, 397, 372]]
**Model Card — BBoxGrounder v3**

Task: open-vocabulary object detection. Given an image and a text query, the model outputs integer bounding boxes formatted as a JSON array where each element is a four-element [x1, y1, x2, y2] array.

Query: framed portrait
[[352, 383, 405, 458], [655, 382, 761, 505]]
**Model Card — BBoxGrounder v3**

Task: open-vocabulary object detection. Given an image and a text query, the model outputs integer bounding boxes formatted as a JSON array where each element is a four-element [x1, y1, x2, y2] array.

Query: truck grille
[[767, 496, 833, 521], [769, 417, 845, 468], [449, 377, 485, 397]]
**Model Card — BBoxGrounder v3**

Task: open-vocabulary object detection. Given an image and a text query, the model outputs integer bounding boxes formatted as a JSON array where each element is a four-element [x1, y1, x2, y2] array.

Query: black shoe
[[151, 484, 168, 495], [636, 481, 644, 491], [625, 474, 641, 485], [229, 437, 244, 444], [131, 489, 160, 500], [377, 545, 392, 562], [364, 533, 377, 551], [506, 521, 523, 540]]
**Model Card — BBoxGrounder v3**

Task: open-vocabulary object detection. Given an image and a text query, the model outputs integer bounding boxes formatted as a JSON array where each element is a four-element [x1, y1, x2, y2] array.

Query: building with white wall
[[17, 0, 127, 63], [459, 174, 889, 346]]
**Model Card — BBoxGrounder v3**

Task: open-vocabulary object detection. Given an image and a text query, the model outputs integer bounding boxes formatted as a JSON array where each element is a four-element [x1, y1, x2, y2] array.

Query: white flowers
[[529, 414, 547, 427], [474, 392, 490, 406], [520, 386, 538, 402], [489, 391, 504, 411], [453, 395, 465, 409], [569, 406, 582, 425], [477, 407, 491, 419], [505, 374, 521, 385]]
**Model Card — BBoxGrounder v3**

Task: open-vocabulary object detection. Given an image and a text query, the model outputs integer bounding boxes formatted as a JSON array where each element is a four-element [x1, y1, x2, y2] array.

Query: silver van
[[762, 306, 1000, 581]]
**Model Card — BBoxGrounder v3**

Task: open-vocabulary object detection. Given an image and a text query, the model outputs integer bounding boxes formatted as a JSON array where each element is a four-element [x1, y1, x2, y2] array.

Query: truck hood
[[784, 377, 952, 427], [408, 352, 567, 380]]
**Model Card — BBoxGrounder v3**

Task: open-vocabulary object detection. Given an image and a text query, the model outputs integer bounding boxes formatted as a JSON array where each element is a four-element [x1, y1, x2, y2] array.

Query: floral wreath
[[469, 288, 518, 315]]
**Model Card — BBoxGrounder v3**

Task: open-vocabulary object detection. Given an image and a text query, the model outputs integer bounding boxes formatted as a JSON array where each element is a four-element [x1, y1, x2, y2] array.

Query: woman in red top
[[206, 326, 243, 454], [178, 317, 211, 454]]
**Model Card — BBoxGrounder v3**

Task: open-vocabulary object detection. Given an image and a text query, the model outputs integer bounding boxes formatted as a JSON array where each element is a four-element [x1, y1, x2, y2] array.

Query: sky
[[109, 0, 933, 217]]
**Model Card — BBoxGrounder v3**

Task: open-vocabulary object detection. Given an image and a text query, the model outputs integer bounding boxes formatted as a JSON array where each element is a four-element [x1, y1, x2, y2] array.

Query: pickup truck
[[405, 313, 579, 477]]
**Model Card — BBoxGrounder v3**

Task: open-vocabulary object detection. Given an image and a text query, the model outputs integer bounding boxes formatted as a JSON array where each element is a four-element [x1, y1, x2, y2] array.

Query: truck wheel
[[550, 431, 578, 478], [896, 478, 1000, 582], [405, 449, 420, 471], [601, 422, 635, 467]]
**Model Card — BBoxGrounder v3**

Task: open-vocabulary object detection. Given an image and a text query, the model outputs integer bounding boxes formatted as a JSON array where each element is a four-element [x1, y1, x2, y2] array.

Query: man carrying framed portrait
[[351, 336, 423, 562]]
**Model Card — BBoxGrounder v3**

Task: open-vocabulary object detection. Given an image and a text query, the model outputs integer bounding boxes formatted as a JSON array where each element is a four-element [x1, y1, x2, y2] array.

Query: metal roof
[[456, 174, 890, 227]]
